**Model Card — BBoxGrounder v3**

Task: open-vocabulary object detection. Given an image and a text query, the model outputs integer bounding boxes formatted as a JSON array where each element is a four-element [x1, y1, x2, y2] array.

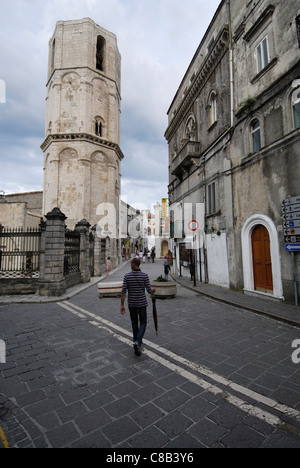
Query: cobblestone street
[[1, 259, 300, 449]]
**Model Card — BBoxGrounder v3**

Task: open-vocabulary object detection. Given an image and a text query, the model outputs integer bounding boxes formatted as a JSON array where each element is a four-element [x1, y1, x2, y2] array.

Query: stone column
[[75, 219, 91, 283], [37, 207, 67, 297], [0, 224, 3, 270], [38, 219, 47, 281], [92, 225, 102, 277]]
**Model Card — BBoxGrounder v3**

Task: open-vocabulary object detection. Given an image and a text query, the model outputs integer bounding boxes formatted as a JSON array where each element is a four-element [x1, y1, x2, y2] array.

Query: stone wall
[[0, 208, 112, 297]]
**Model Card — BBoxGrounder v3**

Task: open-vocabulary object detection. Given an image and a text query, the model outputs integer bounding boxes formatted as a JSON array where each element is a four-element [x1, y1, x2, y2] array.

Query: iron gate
[[64, 230, 80, 276], [0, 227, 41, 278]]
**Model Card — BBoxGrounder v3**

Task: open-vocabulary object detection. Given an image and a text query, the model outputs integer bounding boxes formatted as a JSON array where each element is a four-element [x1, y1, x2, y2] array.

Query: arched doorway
[[161, 240, 169, 257], [241, 214, 283, 299], [251, 225, 273, 293]]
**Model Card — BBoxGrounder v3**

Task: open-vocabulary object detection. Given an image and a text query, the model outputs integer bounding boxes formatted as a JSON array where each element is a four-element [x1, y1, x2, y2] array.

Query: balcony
[[171, 140, 201, 178]]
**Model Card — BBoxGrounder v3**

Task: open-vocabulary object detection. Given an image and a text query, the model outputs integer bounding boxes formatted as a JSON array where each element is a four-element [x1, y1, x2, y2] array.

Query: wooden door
[[161, 241, 169, 257], [252, 225, 273, 293]]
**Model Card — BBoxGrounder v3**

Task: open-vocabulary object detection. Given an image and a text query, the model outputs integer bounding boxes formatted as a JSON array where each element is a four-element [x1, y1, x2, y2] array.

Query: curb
[[0, 260, 131, 305], [171, 274, 300, 329]]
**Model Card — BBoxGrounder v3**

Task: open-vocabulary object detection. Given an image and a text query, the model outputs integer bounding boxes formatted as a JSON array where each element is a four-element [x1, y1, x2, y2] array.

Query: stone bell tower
[[41, 18, 123, 232]]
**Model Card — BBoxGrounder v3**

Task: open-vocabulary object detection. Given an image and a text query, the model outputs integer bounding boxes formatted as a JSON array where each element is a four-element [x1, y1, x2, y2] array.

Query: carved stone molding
[[165, 26, 229, 141], [41, 132, 124, 161]]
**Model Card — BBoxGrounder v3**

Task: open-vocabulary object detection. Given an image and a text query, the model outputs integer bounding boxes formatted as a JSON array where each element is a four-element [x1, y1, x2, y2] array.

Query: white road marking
[[59, 301, 300, 428]]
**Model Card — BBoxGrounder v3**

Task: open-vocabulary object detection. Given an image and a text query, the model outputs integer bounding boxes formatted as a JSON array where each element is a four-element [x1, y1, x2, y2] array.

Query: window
[[207, 182, 216, 215], [256, 36, 269, 73], [96, 36, 105, 71], [95, 119, 102, 137], [296, 15, 300, 48], [51, 39, 55, 70], [292, 87, 300, 129], [251, 119, 261, 152], [209, 93, 217, 126]]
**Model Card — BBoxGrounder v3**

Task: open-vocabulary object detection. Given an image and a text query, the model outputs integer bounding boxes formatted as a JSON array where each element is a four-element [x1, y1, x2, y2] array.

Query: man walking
[[120, 258, 156, 356]]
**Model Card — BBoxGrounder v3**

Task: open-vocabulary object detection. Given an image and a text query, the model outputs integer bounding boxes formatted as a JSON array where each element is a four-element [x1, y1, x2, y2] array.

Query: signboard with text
[[282, 196, 300, 252], [162, 198, 167, 220]]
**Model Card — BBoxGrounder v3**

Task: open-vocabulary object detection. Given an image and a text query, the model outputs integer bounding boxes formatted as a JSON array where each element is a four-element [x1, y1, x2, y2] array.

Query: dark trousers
[[129, 306, 147, 346]]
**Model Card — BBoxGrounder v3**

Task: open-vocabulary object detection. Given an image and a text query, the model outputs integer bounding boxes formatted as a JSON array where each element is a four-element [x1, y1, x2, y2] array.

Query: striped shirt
[[121, 270, 154, 308]]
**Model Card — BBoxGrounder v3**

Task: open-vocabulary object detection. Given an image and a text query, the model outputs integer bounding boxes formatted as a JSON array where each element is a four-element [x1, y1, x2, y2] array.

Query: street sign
[[285, 243, 300, 252], [282, 196, 300, 206], [283, 197, 300, 306], [283, 212, 300, 221], [282, 196, 300, 255], [283, 219, 300, 229], [282, 197, 300, 221], [282, 204, 300, 214], [284, 227, 300, 236], [285, 235, 300, 243]]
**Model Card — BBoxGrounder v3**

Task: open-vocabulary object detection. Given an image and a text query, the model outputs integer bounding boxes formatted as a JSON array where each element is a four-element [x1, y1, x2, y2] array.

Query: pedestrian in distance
[[120, 258, 156, 356], [163, 255, 170, 280], [190, 260, 195, 283], [151, 249, 155, 263], [25, 252, 33, 278], [106, 257, 111, 278]]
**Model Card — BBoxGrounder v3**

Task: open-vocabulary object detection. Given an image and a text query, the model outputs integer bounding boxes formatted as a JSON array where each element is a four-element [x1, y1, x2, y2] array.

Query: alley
[[1, 259, 300, 449]]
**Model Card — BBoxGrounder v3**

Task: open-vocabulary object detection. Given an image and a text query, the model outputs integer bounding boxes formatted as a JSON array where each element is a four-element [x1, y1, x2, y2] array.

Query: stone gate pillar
[[37, 207, 67, 297], [75, 219, 91, 283], [92, 225, 101, 277]]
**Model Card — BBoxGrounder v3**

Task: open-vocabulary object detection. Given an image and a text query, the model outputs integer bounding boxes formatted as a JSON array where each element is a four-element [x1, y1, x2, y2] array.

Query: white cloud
[[0, 0, 221, 211], [121, 178, 168, 213]]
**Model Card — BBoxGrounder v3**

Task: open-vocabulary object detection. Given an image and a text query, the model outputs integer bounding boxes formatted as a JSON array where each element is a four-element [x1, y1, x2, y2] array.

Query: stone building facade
[[0, 191, 43, 229], [166, 0, 300, 303], [41, 18, 124, 266]]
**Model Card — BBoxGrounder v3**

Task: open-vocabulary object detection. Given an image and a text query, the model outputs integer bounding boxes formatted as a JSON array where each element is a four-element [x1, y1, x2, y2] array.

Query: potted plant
[[151, 276, 177, 299]]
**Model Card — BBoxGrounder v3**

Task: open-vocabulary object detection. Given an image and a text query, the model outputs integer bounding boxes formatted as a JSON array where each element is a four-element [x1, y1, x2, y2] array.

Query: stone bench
[[98, 281, 123, 298]]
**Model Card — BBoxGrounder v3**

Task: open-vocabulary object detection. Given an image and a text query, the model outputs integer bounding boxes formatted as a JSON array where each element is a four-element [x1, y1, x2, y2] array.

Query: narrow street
[[1, 259, 300, 449]]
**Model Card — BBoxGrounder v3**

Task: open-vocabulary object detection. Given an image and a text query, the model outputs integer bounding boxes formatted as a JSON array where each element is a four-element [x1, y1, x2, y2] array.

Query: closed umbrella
[[152, 295, 158, 336]]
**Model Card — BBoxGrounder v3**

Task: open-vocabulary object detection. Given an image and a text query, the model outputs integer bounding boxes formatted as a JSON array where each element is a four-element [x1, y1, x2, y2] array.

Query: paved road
[[1, 259, 300, 449]]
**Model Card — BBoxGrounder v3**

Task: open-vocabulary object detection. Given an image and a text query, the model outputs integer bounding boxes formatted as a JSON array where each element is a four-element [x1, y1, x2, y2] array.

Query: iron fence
[[0, 227, 41, 278], [64, 230, 80, 276]]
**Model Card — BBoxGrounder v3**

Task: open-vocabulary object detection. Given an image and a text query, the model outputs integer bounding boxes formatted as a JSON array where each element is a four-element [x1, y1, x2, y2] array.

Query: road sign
[[285, 243, 300, 252], [282, 197, 300, 256], [282, 195, 300, 223], [282, 212, 300, 221], [282, 196, 300, 206], [285, 235, 300, 243], [283, 197, 300, 306], [284, 227, 300, 236], [283, 219, 300, 229], [188, 220, 199, 232], [282, 204, 300, 214]]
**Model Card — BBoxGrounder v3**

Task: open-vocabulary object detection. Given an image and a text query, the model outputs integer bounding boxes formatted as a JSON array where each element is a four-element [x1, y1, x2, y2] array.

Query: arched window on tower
[[96, 36, 105, 72], [95, 119, 102, 137], [51, 39, 55, 70]]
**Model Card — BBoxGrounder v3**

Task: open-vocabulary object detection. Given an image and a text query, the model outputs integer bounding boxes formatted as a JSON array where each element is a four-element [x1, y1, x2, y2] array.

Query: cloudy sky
[[0, 0, 220, 212]]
